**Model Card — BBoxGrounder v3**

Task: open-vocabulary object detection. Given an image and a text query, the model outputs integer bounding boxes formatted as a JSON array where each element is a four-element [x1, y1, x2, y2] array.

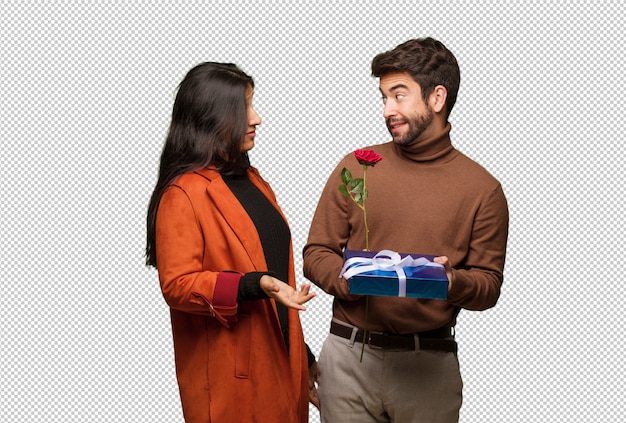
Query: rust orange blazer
[[155, 167, 309, 423]]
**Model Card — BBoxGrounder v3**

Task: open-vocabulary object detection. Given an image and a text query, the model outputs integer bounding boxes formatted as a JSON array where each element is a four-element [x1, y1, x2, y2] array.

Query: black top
[[222, 172, 296, 356], [222, 172, 315, 366]]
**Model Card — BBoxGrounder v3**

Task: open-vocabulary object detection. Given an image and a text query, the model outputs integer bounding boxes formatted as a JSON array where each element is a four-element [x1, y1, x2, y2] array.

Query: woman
[[146, 62, 317, 422]]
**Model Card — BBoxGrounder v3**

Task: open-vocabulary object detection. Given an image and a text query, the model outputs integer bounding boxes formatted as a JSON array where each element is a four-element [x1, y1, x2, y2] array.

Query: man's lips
[[388, 121, 406, 132]]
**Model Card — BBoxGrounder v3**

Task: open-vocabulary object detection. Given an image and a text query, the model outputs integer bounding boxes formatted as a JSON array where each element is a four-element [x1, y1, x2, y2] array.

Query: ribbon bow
[[339, 250, 443, 297]]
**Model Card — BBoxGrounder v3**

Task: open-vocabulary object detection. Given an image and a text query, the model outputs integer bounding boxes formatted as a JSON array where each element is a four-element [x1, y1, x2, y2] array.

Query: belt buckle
[[366, 331, 386, 349]]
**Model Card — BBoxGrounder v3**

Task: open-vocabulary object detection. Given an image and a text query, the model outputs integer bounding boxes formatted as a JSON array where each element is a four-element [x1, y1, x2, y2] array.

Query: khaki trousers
[[317, 321, 463, 423]]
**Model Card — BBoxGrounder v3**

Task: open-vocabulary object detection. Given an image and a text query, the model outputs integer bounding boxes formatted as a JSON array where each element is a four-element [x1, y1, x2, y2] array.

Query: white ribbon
[[339, 249, 443, 297]]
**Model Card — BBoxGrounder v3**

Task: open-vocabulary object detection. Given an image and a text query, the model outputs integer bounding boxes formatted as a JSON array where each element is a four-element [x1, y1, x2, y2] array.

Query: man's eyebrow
[[380, 83, 410, 93]]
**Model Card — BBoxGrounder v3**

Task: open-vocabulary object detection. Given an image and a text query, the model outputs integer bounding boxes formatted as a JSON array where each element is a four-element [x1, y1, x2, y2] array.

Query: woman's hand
[[260, 275, 316, 310], [308, 361, 320, 410]]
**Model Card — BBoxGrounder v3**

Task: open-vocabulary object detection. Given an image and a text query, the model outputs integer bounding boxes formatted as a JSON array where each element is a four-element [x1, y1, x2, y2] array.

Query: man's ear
[[429, 85, 448, 114]]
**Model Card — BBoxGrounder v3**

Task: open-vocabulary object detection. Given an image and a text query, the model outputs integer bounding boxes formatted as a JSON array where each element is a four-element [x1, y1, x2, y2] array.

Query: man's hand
[[260, 275, 316, 310], [434, 255, 454, 291]]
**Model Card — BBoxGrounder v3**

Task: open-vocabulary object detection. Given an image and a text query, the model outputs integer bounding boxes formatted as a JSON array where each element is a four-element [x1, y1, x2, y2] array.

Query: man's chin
[[391, 135, 411, 145]]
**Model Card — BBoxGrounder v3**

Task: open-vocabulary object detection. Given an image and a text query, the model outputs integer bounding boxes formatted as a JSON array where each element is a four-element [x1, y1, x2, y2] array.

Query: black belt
[[330, 321, 457, 353]]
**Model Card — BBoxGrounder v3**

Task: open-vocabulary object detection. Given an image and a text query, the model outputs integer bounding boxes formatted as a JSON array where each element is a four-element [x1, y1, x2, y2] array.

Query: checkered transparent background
[[1, 1, 623, 422]]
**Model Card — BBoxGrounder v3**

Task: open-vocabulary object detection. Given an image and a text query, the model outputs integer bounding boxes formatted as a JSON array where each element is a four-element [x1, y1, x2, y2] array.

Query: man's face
[[379, 72, 434, 145]]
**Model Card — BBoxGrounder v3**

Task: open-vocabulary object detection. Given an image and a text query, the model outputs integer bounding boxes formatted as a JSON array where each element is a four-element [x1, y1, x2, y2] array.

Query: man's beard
[[387, 107, 434, 146]]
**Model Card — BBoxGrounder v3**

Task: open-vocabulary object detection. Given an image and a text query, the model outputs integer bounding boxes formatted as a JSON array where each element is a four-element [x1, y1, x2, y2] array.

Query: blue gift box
[[342, 250, 448, 299]]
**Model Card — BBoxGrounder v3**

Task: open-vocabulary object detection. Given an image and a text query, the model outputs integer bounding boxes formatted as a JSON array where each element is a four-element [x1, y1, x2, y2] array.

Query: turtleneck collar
[[393, 122, 455, 162], [219, 153, 251, 177]]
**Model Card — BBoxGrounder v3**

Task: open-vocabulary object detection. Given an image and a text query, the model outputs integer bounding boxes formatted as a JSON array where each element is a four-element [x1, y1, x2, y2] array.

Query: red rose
[[339, 149, 383, 253], [354, 149, 383, 167]]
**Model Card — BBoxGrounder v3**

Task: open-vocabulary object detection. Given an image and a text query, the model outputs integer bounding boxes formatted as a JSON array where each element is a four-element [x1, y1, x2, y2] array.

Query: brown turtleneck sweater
[[303, 123, 509, 333]]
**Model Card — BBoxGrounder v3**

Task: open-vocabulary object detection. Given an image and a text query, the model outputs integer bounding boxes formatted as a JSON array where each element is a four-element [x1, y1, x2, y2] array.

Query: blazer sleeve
[[155, 184, 239, 326]]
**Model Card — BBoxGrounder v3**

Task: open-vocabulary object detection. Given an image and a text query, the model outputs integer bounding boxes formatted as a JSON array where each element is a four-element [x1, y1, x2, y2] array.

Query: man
[[303, 37, 509, 422]]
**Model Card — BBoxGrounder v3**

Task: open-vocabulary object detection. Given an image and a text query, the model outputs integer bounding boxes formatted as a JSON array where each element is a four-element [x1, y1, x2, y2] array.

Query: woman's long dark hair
[[145, 62, 254, 267]]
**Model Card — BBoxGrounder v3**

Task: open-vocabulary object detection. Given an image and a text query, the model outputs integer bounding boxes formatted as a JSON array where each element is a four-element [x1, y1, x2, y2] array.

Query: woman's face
[[240, 85, 261, 152]]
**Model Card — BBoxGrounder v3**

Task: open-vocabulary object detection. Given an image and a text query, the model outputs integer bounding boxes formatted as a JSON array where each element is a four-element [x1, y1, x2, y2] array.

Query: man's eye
[[381, 97, 387, 104], [396, 94, 405, 100]]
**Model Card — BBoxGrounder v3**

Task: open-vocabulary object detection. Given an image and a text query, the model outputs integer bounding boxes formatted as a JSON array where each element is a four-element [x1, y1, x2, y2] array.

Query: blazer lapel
[[194, 167, 268, 270]]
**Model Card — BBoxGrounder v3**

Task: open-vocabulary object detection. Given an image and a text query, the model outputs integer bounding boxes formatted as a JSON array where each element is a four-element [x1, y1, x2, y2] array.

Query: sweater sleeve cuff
[[237, 271, 273, 301], [213, 271, 242, 308]]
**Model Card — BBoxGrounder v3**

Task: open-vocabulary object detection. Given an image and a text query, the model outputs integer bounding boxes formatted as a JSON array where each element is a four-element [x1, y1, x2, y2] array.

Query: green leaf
[[350, 179, 364, 194], [338, 184, 350, 197], [341, 168, 352, 185], [362, 190, 368, 201], [354, 193, 362, 203]]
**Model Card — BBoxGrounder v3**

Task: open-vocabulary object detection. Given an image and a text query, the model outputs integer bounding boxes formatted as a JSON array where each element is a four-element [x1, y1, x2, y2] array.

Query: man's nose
[[383, 101, 396, 119]]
